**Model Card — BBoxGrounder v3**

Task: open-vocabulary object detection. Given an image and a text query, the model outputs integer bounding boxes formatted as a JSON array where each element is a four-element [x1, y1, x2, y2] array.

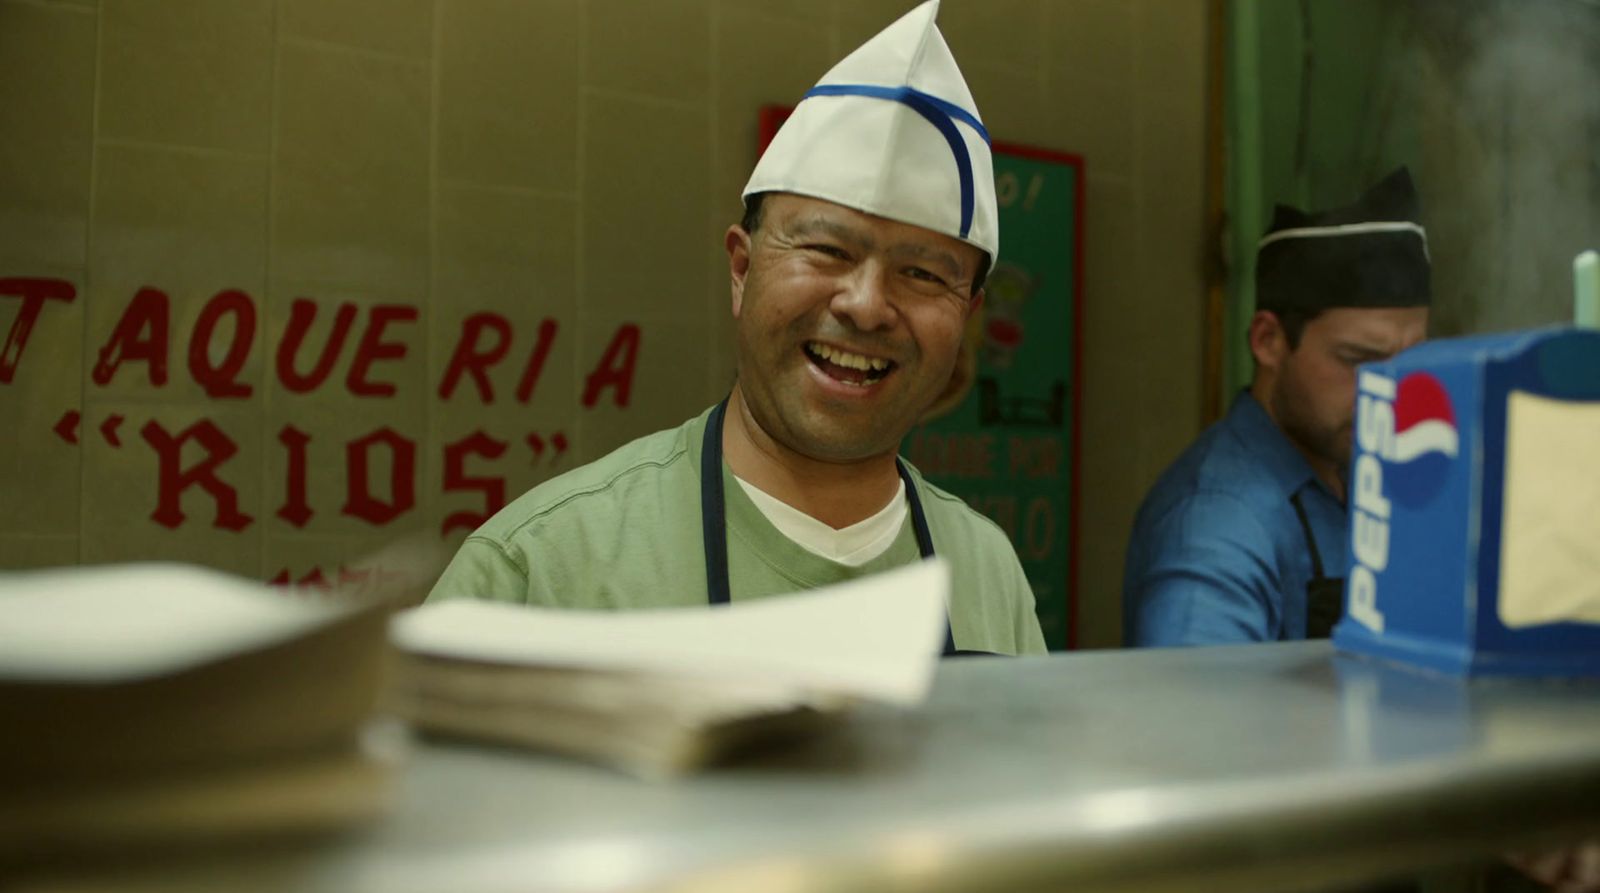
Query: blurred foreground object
[[1335, 326, 1600, 675], [391, 559, 950, 777], [1577, 251, 1599, 330], [0, 563, 398, 867]]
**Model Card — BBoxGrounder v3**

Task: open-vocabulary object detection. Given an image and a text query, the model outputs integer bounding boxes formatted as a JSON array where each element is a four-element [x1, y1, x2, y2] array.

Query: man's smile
[[802, 340, 897, 387]]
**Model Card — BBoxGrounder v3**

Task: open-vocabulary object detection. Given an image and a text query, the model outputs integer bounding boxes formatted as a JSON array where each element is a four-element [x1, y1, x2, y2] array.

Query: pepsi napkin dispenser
[[1333, 326, 1600, 676]]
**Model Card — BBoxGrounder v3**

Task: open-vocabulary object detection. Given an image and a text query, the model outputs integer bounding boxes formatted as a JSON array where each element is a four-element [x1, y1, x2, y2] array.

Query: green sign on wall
[[903, 143, 1084, 651], [757, 109, 1085, 651]]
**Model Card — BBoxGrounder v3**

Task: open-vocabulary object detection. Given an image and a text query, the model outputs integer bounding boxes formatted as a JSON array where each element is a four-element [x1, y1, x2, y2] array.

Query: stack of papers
[[0, 563, 396, 865], [390, 558, 952, 776]]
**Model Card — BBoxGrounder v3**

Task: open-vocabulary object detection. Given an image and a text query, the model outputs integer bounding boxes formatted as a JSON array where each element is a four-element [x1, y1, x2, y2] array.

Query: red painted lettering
[[277, 425, 312, 528], [906, 432, 995, 479], [93, 287, 170, 387], [0, 277, 76, 383], [1008, 436, 1062, 480], [581, 323, 640, 408], [515, 317, 559, 403], [441, 430, 508, 536], [277, 298, 357, 393], [140, 418, 252, 531], [188, 289, 257, 398], [346, 305, 418, 397], [297, 567, 330, 588], [1023, 496, 1055, 561], [342, 427, 415, 525], [437, 313, 512, 402]]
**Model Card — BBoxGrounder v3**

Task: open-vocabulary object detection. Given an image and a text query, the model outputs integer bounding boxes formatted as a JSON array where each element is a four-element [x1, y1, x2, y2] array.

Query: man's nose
[[830, 263, 897, 332]]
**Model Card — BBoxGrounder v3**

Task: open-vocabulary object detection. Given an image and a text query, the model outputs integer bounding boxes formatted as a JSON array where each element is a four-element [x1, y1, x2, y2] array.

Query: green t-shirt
[[428, 406, 1047, 656]]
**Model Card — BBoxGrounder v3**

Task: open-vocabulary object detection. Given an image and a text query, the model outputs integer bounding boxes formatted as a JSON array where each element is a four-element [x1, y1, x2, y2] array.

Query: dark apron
[[1290, 490, 1345, 639], [700, 399, 983, 657]]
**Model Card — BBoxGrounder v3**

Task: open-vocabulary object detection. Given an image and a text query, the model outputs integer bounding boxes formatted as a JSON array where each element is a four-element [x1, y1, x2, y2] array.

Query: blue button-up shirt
[[1123, 392, 1347, 645]]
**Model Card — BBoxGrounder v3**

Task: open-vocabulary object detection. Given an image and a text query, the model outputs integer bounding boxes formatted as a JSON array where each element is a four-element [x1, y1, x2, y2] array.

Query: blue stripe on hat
[[802, 84, 987, 241]]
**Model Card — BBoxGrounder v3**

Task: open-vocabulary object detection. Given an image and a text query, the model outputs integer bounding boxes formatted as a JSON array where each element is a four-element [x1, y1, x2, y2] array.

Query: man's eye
[[805, 244, 850, 261], [905, 267, 948, 287]]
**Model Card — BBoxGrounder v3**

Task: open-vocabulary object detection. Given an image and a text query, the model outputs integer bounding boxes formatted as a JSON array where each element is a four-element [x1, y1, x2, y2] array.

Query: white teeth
[[808, 342, 889, 373]]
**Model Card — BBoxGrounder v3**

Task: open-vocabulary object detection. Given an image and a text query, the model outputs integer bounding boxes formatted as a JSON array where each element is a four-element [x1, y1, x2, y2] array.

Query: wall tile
[[1134, 0, 1206, 99], [1081, 175, 1141, 338], [1041, 74, 1135, 178], [585, 0, 711, 103], [1076, 526, 1128, 648], [705, 239, 738, 396], [1045, 0, 1136, 88], [962, 62, 1046, 146], [712, 7, 834, 203], [582, 92, 711, 324], [834, 0, 922, 53], [280, 0, 434, 59], [0, 536, 81, 570], [0, 1, 94, 270], [429, 398, 583, 541], [88, 143, 269, 402], [714, 0, 829, 24], [432, 185, 578, 416], [274, 44, 430, 297], [1075, 175, 1150, 646], [264, 534, 441, 598], [430, 183, 582, 522], [262, 277, 427, 542], [0, 269, 84, 537], [438, 0, 580, 192], [261, 396, 427, 540], [99, 0, 273, 152], [573, 310, 710, 463], [264, 532, 430, 591], [80, 402, 263, 576], [264, 280, 429, 409], [939, 0, 1042, 76]]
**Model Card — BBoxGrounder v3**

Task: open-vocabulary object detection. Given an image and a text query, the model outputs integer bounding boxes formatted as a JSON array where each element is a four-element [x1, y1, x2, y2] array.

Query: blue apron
[[1290, 491, 1344, 639]]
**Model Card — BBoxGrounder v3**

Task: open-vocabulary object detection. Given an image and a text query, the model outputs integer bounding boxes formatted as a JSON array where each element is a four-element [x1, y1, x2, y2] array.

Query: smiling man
[[427, 0, 1046, 657], [1123, 168, 1431, 646]]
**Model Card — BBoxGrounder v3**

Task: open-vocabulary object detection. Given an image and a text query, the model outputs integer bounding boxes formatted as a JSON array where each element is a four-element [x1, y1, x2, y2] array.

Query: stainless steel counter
[[22, 642, 1600, 892]]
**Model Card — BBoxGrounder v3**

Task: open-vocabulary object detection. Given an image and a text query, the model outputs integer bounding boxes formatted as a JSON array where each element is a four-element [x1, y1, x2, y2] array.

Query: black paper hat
[[1255, 166, 1431, 313]]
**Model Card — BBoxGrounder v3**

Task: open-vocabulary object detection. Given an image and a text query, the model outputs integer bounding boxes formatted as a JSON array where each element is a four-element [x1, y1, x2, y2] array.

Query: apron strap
[[1289, 490, 1328, 580], [896, 458, 953, 653], [1291, 489, 1345, 639], [702, 399, 733, 606], [701, 398, 960, 653]]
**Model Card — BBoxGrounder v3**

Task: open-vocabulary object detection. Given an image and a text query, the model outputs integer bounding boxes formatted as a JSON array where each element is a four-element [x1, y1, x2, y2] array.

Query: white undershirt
[[732, 475, 908, 567]]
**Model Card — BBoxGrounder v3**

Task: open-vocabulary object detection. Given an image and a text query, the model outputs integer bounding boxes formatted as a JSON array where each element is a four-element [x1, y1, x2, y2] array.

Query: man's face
[[725, 193, 986, 463], [1264, 306, 1429, 473]]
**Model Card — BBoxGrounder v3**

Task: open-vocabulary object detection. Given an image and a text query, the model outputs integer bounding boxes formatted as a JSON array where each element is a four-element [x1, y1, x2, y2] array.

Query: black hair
[[1247, 306, 1323, 376], [741, 191, 767, 235], [1266, 305, 1322, 351]]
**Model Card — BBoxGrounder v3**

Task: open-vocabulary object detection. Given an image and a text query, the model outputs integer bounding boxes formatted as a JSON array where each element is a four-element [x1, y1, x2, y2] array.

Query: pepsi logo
[[1388, 372, 1458, 508]]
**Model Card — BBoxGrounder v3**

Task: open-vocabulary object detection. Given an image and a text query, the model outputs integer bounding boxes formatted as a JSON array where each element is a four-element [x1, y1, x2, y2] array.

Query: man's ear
[[966, 287, 985, 318], [1248, 309, 1289, 371], [725, 225, 752, 319]]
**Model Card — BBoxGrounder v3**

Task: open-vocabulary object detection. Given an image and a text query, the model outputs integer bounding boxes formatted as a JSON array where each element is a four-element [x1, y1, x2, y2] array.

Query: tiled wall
[[0, 0, 1208, 648]]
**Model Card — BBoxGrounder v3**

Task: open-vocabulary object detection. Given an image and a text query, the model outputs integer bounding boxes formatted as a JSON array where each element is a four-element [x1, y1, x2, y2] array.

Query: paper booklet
[[0, 562, 398, 866], [390, 558, 952, 777]]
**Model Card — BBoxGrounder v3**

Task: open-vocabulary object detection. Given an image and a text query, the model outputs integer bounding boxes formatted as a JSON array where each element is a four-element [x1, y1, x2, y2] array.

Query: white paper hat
[[743, 0, 998, 262]]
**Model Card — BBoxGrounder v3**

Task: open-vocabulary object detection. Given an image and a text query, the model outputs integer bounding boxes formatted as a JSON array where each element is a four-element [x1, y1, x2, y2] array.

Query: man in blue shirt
[[1124, 168, 1432, 646]]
